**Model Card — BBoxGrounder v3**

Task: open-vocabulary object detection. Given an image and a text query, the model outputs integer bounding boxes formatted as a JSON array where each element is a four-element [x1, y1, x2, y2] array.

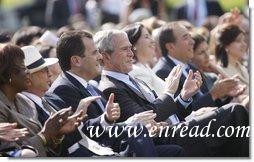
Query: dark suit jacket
[[44, 72, 113, 155], [98, 74, 192, 122], [175, 0, 224, 21], [45, 72, 168, 156], [46, 72, 106, 118], [153, 56, 217, 110], [45, 72, 107, 130], [98, 73, 250, 156]]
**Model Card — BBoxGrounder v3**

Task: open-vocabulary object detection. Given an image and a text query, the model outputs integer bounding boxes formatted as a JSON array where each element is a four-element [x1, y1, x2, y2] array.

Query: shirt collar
[[167, 55, 189, 70], [66, 71, 88, 88], [102, 70, 130, 82]]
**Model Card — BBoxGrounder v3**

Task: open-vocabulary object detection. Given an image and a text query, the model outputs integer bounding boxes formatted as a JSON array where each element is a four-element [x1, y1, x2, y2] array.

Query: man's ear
[[70, 56, 81, 67], [100, 52, 111, 63]]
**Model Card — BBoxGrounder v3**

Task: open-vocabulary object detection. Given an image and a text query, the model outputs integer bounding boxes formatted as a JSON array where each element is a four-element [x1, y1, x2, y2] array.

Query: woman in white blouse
[[215, 24, 249, 95], [124, 23, 182, 96]]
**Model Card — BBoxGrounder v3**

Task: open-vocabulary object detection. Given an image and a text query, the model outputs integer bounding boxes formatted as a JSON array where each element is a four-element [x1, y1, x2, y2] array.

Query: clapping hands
[[0, 123, 29, 142], [165, 65, 183, 94], [181, 69, 203, 100], [124, 110, 157, 125]]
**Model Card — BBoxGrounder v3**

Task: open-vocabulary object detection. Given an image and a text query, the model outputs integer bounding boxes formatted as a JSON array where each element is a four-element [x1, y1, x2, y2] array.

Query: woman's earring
[[9, 78, 11, 83], [225, 49, 229, 53]]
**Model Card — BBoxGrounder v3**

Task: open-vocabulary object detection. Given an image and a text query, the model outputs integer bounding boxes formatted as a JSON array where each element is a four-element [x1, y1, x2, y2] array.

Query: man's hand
[[210, 75, 240, 100], [227, 84, 246, 97], [164, 65, 183, 94], [181, 70, 203, 100], [124, 110, 157, 125], [231, 94, 249, 109], [76, 96, 101, 115], [58, 110, 87, 135], [40, 107, 72, 141], [0, 123, 29, 141], [105, 93, 121, 123], [221, 7, 242, 26]]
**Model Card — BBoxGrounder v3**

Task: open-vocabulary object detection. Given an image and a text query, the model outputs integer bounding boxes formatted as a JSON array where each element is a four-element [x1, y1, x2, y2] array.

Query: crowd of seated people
[[0, 6, 250, 157]]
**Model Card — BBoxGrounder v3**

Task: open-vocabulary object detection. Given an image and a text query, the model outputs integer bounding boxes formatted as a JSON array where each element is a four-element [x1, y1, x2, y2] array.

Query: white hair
[[94, 29, 127, 54]]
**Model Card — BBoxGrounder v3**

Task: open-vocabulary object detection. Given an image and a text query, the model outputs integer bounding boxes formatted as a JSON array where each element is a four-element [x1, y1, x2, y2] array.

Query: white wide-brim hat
[[21, 45, 58, 74]]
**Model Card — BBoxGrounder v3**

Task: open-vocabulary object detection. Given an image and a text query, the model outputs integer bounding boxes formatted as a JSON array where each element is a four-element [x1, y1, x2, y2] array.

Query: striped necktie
[[129, 76, 156, 102], [86, 84, 105, 111]]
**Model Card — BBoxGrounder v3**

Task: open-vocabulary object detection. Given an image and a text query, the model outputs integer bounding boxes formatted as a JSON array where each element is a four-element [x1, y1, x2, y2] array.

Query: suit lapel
[[63, 72, 104, 113], [92, 86, 107, 106], [103, 75, 147, 101], [63, 72, 91, 97], [16, 93, 46, 127], [33, 102, 49, 125]]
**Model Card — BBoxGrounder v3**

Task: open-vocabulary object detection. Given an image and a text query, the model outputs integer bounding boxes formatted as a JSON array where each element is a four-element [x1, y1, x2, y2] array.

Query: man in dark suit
[[173, 0, 224, 26], [152, 22, 244, 110], [44, 30, 185, 157], [95, 29, 249, 157], [19, 45, 158, 157]]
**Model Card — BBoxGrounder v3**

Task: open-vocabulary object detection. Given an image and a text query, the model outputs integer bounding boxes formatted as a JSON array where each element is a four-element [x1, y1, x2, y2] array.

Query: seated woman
[[124, 23, 183, 97], [215, 24, 249, 94], [190, 33, 247, 108], [0, 43, 85, 156]]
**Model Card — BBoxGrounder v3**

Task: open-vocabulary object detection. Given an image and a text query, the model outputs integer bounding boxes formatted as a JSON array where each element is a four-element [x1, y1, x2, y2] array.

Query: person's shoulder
[[48, 73, 71, 92], [153, 57, 168, 69], [99, 78, 115, 89], [98, 76, 123, 92], [16, 93, 35, 107], [130, 64, 148, 76], [0, 100, 10, 114]]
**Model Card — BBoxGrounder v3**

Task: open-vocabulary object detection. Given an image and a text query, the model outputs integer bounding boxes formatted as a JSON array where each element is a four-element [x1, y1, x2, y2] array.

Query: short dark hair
[[0, 31, 12, 43], [0, 44, 25, 85], [215, 25, 244, 67], [123, 23, 144, 61], [158, 22, 177, 57], [56, 25, 75, 37], [56, 30, 93, 71], [123, 23, 144, 46], [192, 33, 206, 51], [12, 26, 44, 46]]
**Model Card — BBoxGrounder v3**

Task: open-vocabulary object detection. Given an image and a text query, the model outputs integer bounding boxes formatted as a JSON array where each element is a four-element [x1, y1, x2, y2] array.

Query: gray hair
[[94, 29, 127, 54]]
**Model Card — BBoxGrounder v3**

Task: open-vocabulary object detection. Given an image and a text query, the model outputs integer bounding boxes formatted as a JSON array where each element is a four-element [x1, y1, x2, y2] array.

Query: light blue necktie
[[86, 84, 105, 111]]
